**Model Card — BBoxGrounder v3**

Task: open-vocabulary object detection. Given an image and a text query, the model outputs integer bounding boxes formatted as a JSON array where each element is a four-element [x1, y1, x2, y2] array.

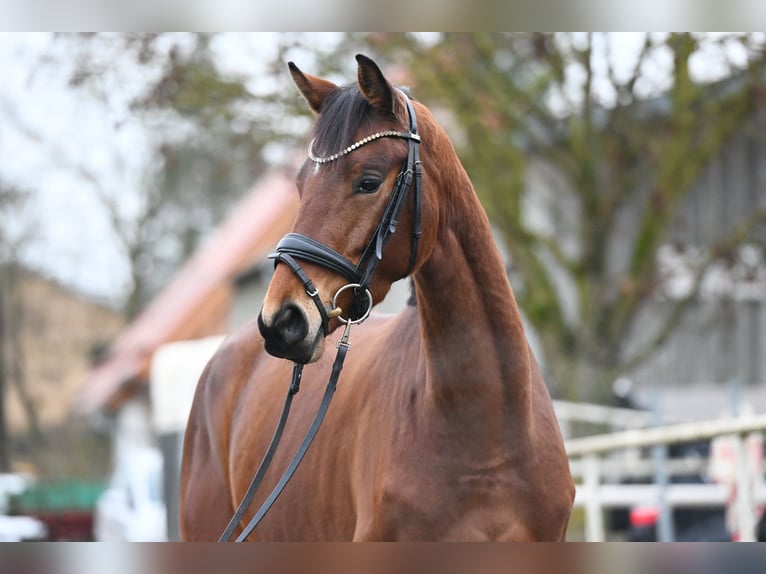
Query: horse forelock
[[310, 83, 414, 162], [311, 85, 374, 160]]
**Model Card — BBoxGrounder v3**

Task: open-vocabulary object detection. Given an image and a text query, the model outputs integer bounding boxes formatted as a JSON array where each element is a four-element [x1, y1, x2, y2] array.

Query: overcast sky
[[0, 34, 127, 304]]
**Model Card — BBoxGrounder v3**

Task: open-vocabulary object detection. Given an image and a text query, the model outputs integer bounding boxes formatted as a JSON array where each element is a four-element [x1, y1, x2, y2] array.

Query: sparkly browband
[[308, 130, 421, 164]]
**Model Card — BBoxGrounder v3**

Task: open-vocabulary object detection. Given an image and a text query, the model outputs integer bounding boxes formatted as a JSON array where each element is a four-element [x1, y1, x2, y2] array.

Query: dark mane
[[311, 84, 374, 159]]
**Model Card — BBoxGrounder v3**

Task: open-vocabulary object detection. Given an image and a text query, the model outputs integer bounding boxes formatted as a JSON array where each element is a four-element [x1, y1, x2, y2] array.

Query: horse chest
[[371, 484, 521, 541]]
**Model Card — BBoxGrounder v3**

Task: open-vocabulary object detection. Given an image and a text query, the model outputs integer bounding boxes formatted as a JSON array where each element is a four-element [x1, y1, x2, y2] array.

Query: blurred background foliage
[[2, 33, 766, 471], [348, 33, 766, 400]]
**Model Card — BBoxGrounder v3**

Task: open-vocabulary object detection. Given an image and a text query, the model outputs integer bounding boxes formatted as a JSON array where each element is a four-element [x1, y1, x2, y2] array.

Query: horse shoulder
[[179, 321, 263, 541]]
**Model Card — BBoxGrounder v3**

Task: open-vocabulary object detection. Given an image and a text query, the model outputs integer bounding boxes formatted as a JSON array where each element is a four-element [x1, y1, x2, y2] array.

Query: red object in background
[[29, 511, 94, 541], [630, 505, 660, 528], [10, 479, 104, 541]]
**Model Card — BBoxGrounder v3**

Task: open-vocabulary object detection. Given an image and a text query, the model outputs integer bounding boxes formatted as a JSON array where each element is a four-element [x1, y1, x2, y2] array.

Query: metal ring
[[331, 283, 373, 325]]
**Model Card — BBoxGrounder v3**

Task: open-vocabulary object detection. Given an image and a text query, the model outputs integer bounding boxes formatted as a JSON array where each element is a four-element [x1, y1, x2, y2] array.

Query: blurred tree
[[0, 179, 40, 471], [0, 266, 7, 471], [30, 33, 766, 401], [340, 33, 766, 401], [49, 33, 308, 318]]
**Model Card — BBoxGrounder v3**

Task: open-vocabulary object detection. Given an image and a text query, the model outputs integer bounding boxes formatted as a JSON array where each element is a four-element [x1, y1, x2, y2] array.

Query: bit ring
[[331, 283, 373, 325]]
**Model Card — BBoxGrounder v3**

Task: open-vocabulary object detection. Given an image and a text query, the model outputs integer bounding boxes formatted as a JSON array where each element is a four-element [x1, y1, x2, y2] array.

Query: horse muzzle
[[258, 303, 323, 364]]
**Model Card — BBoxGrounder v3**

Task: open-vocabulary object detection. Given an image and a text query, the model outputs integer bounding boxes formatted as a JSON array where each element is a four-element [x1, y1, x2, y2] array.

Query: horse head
[[258, 54, 438, 363]]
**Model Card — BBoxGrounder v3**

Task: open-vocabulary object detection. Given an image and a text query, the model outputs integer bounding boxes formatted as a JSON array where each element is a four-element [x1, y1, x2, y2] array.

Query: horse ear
[[356, 54, 395, 117], [288, 61, 337, 114]]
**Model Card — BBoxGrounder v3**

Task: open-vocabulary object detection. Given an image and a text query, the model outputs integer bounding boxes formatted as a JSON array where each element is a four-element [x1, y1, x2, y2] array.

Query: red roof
[[78, 167, 299, 413]]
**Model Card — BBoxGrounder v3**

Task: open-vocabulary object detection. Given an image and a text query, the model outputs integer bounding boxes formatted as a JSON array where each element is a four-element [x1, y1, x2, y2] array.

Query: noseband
[[219, 89, 422, 542], [269, 88, 422, 333]]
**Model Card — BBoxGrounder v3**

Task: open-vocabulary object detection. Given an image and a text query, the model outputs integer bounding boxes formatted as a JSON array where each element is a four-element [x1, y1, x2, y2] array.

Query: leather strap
[[218, 363, 303, 542], [271, 233, 361, 285], [233, 343, 348, 541], [272, 251, 333, 336]]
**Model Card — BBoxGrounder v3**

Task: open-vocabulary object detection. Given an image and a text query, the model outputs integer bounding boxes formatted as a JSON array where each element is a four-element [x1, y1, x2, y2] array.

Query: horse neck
[[412, 153, 533, 427]]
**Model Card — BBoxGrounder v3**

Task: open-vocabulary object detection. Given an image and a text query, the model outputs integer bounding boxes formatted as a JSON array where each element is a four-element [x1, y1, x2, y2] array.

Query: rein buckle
[[337, 321, 353, 350]]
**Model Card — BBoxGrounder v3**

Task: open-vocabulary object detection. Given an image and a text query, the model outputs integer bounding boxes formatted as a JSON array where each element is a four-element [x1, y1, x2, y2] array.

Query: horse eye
[[355, 176, 382, 195]]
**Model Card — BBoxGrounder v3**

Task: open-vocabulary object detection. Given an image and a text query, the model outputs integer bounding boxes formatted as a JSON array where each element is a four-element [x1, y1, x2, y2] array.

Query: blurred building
[[609, 112, 765, 417], [3, 270, 123, 435], [516, 71, 766, 418]]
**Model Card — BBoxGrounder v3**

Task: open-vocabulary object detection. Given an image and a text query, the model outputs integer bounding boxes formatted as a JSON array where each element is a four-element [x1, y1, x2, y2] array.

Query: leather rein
[[219, 89, 422, 541]]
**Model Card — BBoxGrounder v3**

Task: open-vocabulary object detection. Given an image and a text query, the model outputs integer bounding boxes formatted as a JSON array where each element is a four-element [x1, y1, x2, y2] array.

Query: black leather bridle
[[270, 88, 422, 332], [219, 88, 422, 542]]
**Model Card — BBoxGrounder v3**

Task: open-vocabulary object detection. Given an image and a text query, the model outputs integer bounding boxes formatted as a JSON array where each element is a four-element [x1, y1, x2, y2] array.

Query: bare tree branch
[[621, 208, 766, 372]]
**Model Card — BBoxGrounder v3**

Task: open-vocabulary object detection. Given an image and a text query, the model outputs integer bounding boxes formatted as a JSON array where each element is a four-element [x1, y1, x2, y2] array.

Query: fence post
[[652, 389, 674, 541], [583, 454, 604, 542], [734, 431, 756, 541]]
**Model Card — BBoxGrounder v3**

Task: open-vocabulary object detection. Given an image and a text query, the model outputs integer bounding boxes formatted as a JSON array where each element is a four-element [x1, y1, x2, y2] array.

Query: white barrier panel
[[149, 336, 226, 434], [566, 413, 766, 542]]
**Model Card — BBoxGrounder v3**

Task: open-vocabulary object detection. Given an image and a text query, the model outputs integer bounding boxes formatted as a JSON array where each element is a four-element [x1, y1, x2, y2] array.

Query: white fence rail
[[554, 400, 659, 429], [564, 411, 766, 542]]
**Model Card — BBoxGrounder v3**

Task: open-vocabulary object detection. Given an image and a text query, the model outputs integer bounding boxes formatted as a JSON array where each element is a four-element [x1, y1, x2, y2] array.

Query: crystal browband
[[308, 130, 420, 164]]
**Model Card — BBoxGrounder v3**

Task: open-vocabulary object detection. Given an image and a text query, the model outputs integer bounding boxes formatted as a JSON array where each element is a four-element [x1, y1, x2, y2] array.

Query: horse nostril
[[273, 304, 308, 346]]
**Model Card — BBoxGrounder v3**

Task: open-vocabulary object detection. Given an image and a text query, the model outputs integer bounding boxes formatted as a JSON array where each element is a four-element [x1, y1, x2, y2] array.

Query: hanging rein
[[219, 89, 422, 541]]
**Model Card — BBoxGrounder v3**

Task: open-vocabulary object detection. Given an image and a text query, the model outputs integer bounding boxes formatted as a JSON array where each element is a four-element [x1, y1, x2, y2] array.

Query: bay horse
[[180, 54, 574, 541]]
